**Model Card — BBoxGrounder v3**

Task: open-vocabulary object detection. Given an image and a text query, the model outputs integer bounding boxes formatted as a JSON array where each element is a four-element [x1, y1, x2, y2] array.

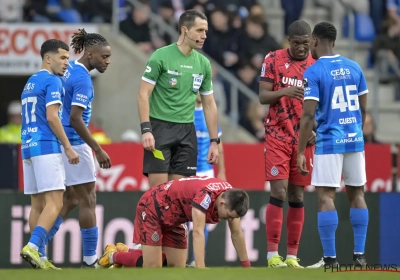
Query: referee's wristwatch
[[210, 138, 221, 144]]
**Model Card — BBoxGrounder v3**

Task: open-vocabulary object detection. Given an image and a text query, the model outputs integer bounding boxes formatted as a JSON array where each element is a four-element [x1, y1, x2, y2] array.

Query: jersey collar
[[74, 60, 90, 73], [319, 54, 340, 59]]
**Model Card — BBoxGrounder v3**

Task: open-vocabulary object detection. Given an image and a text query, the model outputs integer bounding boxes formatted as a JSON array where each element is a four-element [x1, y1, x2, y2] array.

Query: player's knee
[[270, 186, 287, 201], [63, 194, 79, 211], [318, 194, 334, 209], [80, 189, 96, 209], [288, 190, 304, 203], [143, 260, 162, 268]]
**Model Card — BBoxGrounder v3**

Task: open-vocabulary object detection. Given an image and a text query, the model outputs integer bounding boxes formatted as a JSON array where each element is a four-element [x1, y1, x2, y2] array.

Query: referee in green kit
[[137, 9, 220, 187]]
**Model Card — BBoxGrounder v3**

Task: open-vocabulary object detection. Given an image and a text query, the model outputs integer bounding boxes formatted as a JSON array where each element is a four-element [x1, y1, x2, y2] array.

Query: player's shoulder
[[341, 56, 363, 71], [263, 49, 284, 61], [152, 44, 175, 57]]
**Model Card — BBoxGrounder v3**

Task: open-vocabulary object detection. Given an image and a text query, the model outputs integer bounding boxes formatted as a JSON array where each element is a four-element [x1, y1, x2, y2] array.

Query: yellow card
[[153, 149, 165, 160]]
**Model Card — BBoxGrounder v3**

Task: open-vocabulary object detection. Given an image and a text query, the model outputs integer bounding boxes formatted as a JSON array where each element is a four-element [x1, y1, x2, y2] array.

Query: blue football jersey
[[61, 60, 94, 145], [303, 54, 368, 154], [194, 107, 222, 172], [21, 69, 64, 159]]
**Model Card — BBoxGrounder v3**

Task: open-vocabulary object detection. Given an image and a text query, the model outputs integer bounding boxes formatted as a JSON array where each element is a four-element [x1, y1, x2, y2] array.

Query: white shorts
[[61, 143, 96, 186], [196, 169, 215, 178], [311, 152, 367, 188], [23, 154, 66, 195]]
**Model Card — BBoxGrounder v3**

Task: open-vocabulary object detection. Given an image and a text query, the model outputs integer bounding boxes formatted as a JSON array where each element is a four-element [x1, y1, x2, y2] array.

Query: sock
[[286, 254, 296, 259], [81, 227, 98, 264], [267, 251, 278, 260], [28, 226, 48, 250], [45, 216, 64, 246], [113, 251, 167, 267], [38, 243, 46, 259], [318, 211, 338, 257], [266, 197, 284, 254], [286, 201, 305, 256], [350, 208, 369, 254], [190, 225, 209, 262]]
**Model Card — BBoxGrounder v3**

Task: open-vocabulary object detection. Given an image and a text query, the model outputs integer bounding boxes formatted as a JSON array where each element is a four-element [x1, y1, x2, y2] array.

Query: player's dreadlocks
[[312, 22, 337, 43], [70, 28, 109, 54], [288, 20, 311, 37]]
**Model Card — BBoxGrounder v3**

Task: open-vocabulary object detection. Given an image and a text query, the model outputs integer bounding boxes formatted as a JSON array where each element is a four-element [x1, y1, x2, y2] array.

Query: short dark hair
[[222, 189, 250, 217], [288, 20, 311, 37], [312, 22, 337, 42], [178, 9, 207, 35], [40, 39, 69, 59], [70, 28, 109, 54]]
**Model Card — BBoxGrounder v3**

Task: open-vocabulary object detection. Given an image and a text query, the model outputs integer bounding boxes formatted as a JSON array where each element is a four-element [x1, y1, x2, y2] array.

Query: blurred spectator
[[248, 3, 264, 17], [211, 64, 227, 114], [372, 15, 400, 85], [0, 0, 24, 22], [79, 0, 127, 23], [203, 9, 243, 72], [0, 101, 22, 144], [281, 0, 304, 36], [387, 0, 400, 29], [363, 112, 380, 143], [23, 0, 53, 22], [151, 1, 178, 49], [46, 0, 82, 23], [241, 15, 280, 70], [185, 0, 216, 16], [236, 61, 259, 126], [120, 2, 154, 54], [315, 0, 370, 37], [239, 101, 266, 142]]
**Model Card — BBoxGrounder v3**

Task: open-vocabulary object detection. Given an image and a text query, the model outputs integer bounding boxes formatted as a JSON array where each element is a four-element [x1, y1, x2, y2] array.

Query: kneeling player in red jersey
[[100, 176, 251, 268], [259, 20, 316, 268]]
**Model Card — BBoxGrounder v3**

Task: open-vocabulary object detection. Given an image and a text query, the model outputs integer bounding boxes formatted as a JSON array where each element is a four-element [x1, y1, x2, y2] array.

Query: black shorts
[[143, 118, 197, 177]]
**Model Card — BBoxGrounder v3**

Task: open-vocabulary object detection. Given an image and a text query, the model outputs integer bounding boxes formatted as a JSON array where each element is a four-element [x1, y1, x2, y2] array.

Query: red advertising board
[[18, 143, 394, 192]]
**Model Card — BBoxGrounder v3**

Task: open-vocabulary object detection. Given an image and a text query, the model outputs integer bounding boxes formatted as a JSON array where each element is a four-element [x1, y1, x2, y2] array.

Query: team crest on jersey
[[303, 78, 308, 87], [271, 166, 279, 176], [169, 78, 177, 86], [200, 194, 211, 210], [151, 231, 159, 242]]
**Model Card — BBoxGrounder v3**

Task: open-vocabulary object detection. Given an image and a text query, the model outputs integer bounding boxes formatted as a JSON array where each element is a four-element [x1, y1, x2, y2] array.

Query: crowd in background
[[1, 0, 400, 143]]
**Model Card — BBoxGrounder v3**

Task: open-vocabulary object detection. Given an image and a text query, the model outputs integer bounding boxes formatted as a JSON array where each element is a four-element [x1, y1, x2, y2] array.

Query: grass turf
[[0, 268, 399, 280]]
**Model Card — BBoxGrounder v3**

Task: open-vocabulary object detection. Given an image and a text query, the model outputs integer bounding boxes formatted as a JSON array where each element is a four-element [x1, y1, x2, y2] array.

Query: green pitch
[[0, 268, 399, 280]]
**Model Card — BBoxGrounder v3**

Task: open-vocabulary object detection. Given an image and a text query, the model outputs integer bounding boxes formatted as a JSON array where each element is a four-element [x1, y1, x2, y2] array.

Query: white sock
[[27, 242, 38, 251], [354, 252, 364, 255], [267, 251, 278, 260], [41, 256, 48, 262], [108, 253, 114, 264], [286, 255, 296, 259], [324, 256, 336, 258], [83, 255, 98, 265]]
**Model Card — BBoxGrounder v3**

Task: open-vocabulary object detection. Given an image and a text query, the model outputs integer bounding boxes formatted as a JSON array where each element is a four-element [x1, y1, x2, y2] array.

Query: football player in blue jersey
[[42, 29, 112, 268], [20, 39, 80, 269], [187, 92, 226, 267], [297, 22, 369, 268]]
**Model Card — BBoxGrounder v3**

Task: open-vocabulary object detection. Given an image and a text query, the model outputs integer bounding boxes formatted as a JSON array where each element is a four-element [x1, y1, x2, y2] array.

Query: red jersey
[[143, 176, 232, 227], [259, 49, 315, 144]]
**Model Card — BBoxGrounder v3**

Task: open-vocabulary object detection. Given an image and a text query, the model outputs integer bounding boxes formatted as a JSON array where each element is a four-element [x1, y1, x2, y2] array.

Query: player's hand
[[217, 171, 227, 181], [64, 147, 80, 165], [142, 132, 155, 151], [207, 143, 219, 164], [297, 153, 309, 176], [282, 86, 304, 101], [95, 149, 112, 169], [307, 131, 316, 146]]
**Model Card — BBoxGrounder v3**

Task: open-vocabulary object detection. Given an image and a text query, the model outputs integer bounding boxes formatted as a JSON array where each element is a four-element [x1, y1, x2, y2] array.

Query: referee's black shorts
[[143, 118, 197, 177]]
